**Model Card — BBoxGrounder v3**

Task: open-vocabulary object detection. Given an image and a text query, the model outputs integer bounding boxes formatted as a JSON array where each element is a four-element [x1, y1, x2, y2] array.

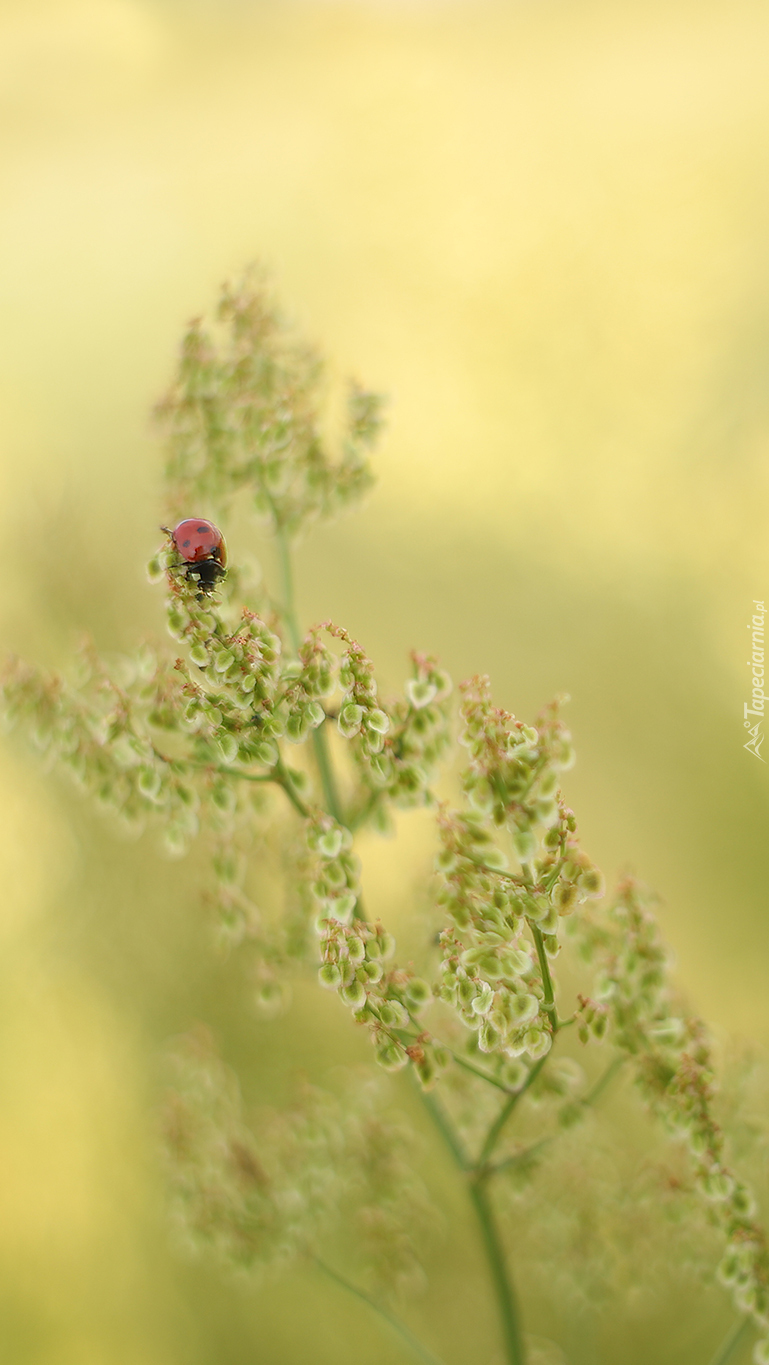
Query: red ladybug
[[169, 518, 227, 592]]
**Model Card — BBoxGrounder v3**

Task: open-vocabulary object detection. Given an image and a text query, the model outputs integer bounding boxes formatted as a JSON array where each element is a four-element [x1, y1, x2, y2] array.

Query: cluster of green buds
[[328, 627, 452, 817], [588, 882, 769, 1356], [155, 273, 384, 536], [0, 646, 205, 852], [281, 627, 337, 744], [458, 679, 575, 862], [435, 816, 552, 1064], [434, 680, 603, 1067], [306, 815, 362, 925], [308, 814, 446, 1085]]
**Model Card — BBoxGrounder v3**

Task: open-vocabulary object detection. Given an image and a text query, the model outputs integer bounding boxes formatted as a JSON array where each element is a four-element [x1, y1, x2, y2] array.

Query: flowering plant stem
[[315, 1258, 449, 1365], [417, 1085, 525, 1365], [707, 1318, 751, 1365]]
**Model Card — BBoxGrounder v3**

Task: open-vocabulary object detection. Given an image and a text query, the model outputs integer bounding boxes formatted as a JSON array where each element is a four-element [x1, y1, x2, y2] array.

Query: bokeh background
[[1, 1, 768, 1362]]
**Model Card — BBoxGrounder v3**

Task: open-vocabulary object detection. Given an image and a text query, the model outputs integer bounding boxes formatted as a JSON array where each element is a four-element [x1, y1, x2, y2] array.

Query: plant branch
[[415, 1084, 526, 1365], [417, 1084, 471, 1170], [707, 1317, 751, 1365], [314, 1258, 448, 1365], [581, 1054, 624, 1109], [448, 1049, 519, 1095], [467, 1176, 527, 1365], [529, 923, 557, 1027], [477, 1052, 550, 1167], [485, 1136, 554, 1179]]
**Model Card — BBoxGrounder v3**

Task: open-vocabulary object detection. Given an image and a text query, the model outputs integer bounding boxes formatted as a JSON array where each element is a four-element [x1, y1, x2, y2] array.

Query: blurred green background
[[1, 1, 768, 1361]]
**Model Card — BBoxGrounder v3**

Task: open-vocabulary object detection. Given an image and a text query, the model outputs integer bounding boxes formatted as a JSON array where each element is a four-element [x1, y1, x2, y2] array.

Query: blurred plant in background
[[3, 276, 768, 1365]]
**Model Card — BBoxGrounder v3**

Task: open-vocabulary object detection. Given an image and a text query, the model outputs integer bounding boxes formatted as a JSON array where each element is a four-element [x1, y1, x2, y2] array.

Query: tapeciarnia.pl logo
[[744, 599, 766, 761]]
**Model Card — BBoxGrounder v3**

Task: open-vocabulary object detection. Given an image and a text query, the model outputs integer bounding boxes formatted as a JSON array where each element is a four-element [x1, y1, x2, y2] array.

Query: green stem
[[448, 1049, 518, 1095], [467, 1177, 526, 1365], [416, 1085, 526, 1365], [483, 1055, 623, 1179], [529, 923, 557, 1027], [478, 1052, 550, 1167], [273, 757, 311, 818], [486, 1136, 554, 1179], [315, 1258, 448, 1365], [418, 1086, 471, 1169], [274, 521, 344, 824], [707, 1318, 751, 1365], [274, 521, 302, 654], [581, 1055, 624, 1109], [312, 721, 345, 824]]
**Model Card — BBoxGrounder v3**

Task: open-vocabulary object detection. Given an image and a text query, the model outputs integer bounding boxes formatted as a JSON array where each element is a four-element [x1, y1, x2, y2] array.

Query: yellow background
[[1, 1, 768, 1362]]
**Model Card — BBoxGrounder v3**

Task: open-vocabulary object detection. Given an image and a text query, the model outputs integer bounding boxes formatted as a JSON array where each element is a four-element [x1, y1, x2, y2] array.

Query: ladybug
[[168, 518, 227, 592]]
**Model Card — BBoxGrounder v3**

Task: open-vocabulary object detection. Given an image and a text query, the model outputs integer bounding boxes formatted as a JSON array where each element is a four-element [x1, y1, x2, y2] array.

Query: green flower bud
[[556, 882, 579, 914], [167, 609, 188, 640], [217, 734, 239, 764], [189, 643, 209, 668], [457, 977, 476, 1008], [523, 1027, 552, 1060], [254, 740, 278, 766], [543, 933, 560, 958], [146, 555, 165, 582], [478, 1019, 501, 1053], [306, 700, 326, 728], [503, 1059, 529, 1091], [534, 798, 558, 827], [347, 935, 366, 964], [508, 993, 539, 1026], [404, 978, 432, 1012], [379, 1000, 410, 1029], [340, 980, 367, 1009], [332, 892, 357, 922], [214, 649, 235, 673], [240, 672, 256, 693], [366, 707, 390, 734], [318, 963, 342, 990], [699, 1170, 733, 1202], [376, 1041, 408, 1072], [338, 703, 363, 737], [513, 829, 537, 863], [405, 679, 437, 709], [362, 959, 383, 983], [285, 711, 308, 742], [579, 867, 604, 898], [503, 948, 533, 977], [318, 828, 343, 859], [732, 1184, 757, 1218], [471, 983, 495, 1016], [137, 766, 161, 798], [538, 905, 559, 935], [379, 932, 396, 961], [717, 1251, 741, 1286]]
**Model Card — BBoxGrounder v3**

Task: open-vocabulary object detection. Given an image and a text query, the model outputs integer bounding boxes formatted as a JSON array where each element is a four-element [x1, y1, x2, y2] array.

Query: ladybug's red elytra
[[168, 518, 227, 592]]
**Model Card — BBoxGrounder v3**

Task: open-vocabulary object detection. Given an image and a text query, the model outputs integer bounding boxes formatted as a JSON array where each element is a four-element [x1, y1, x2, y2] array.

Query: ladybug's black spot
[[197, 526, 209, 534], [182, 539, 191, 548]]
